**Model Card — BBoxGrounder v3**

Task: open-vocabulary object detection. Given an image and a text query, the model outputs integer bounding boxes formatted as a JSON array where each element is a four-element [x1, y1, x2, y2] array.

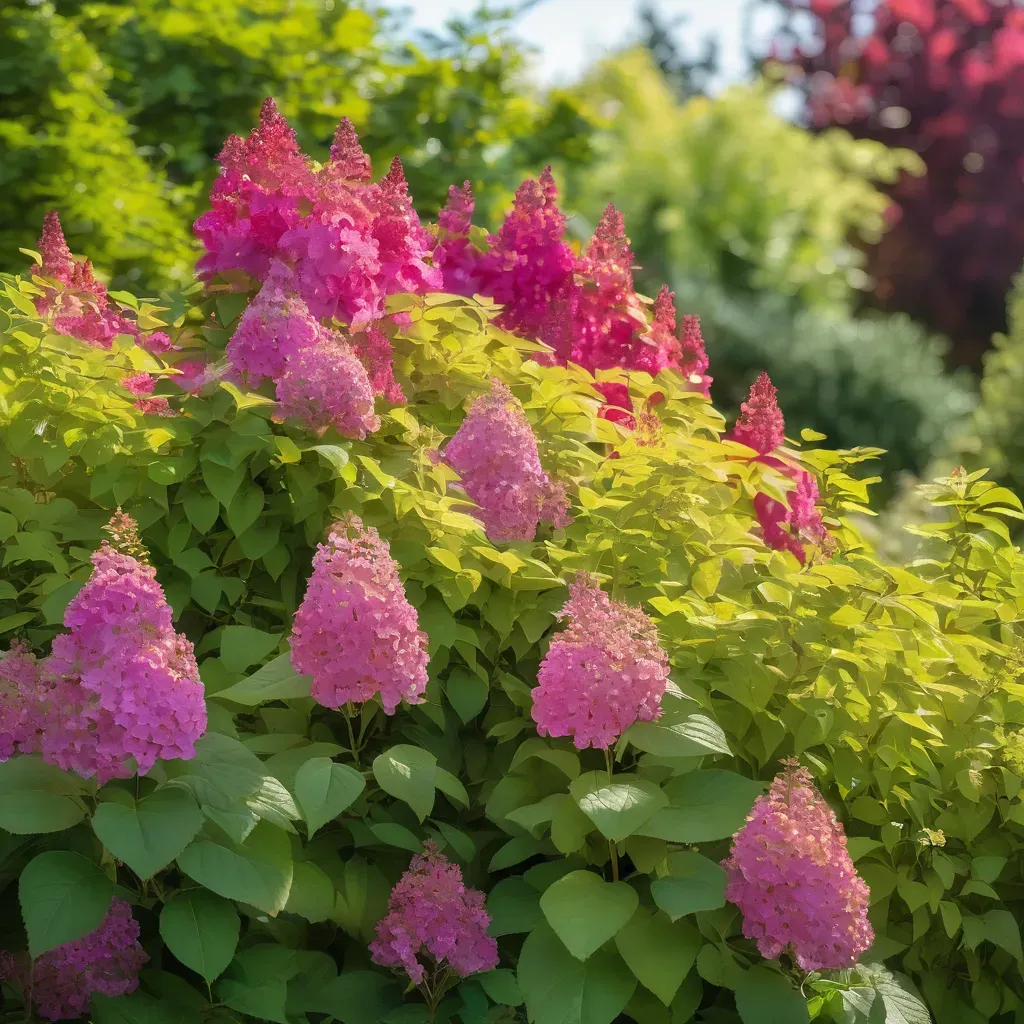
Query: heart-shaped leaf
[[539, 869, 638, 960]]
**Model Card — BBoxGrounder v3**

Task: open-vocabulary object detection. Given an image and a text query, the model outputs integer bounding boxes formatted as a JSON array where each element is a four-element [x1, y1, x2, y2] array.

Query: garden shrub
[[0, 104, 1023, 1024]]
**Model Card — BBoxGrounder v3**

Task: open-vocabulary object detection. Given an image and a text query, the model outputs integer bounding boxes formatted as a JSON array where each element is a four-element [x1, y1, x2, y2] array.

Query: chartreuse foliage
[[2, 255, 1024, 1024]]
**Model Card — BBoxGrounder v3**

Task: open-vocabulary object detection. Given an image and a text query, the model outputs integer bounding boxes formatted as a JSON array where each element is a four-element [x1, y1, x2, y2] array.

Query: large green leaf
[[92, 991, 192, 1024], [624, 714, 731, 758], [735, 967, 810, 1024], [214, 652, 312, 705], [160, 889, 240, 983], [176, 820, 293, 914], [518, 922, 636, 1024], [92, 786, 203, 879], [220, 625, 281, 674], [217, 945, 303, 1024], [19, 851, 113, 958], [486, 877, 543, 937], [650, 851, 728, 920], [539, 869, 638, 960], [295, 757, 365, 836], [0, 756, 85, 834], [637, 770, 763, 843], [570, 772, 667, 842], [372, 745, 436, 822], [614, 908, 700, 1007], [308, 970, 403, 1024]]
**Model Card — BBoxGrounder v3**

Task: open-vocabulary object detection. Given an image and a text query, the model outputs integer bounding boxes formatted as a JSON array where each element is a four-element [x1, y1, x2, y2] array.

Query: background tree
[[765, 0, 1024, 368]]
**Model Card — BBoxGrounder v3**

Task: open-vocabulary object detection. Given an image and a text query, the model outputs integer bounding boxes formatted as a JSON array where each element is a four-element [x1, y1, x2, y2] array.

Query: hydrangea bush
[[0, 103, 1022, 1024]]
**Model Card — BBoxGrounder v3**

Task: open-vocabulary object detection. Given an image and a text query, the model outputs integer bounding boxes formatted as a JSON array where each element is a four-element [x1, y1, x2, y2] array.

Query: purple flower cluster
[[531, 575, 670, 749], [195, 99, 440, 328], [290, 517, 429, 714], [34, 213, 170, 355], [0, 512, 206, 783], [723, 762, 874, 972], [0, 898, 148, 1021], [369, 842, 498, 985], [0, 641, 45, 761], [442, 380, 570, 542]]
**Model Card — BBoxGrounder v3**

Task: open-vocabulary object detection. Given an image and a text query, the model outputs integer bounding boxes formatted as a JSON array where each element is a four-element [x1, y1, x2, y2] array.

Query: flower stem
[[605, 748, 620, 882], [344, 702, 361, 765]]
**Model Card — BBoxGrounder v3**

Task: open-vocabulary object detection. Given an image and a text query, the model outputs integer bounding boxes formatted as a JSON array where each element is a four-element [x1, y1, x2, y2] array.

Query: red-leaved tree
[[769, 0, 1024, 366]]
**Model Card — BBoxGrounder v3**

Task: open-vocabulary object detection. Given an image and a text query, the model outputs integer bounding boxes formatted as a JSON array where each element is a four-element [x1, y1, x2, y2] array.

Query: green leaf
[[311, 444, 350, 475], [19, 851, 113, 958], [296, 757, 365, 836], [176, 820, 293, 915], [637, 770, 763, 843], [217, 945, 300, 1024], [160, 889, 240, 983], [478, 969, 523, 1006], [372, 745, 437, 822], [92, 991, 192, 1024], [570, 772, 667, 842], [434, 766, 469, 808], [487, 877, 543, 936], [184, 491, 220, 533], [214, 652, 312, 705], [518, 922, 636, 1024], [220, 625, 281, 674], [614, 908, 700, 1006], [445, 670, 489, 722], [539, 869, 638, 960], [624, 714, 731, 758], [92, 786, 203, 879], [650, 851, 728, 920], [308, 970, 403, 1024], [0, 756, 85, 834], [734, 967, 809, 1024], [983, 909, 1023, 962], [285, 861, 336, 922]]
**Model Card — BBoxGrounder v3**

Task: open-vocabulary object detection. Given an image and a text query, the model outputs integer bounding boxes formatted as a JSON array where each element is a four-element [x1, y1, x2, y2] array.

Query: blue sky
[[403, 0, 774, 89]]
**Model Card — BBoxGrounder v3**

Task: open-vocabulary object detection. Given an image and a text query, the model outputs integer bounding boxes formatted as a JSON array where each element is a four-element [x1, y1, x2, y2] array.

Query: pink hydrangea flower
[[0, 898, 148, 1021], [731, 372, 786, 456], [350, 326, 406, 405], [0, 641, 45, 760], [321, 116, 372, 184], [121, 373, 155, 397], [226, 261, 326, 387], [479, 168, 577, 349], [369, 842, 498, 985], [194, 98, 316, 281], [442, 380, 571, 542], [531, 575, 669, 749], [140, 330, 173, 355], [275, 334, 380, 438], [134, 396, 175, 417], [172, 359, 210, 394], [650, 287, 712, 397], [39, 512, 206, 783], [33, 213, 140, 349], [290, 517, 429, 713], [433, 181, 487, 297], [723, 761, 873, 972]]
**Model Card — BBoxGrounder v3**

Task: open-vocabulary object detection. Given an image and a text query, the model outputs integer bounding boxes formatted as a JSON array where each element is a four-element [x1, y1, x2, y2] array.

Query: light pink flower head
[[723, 761, 873, 972], [290, 517, 429, 713], [443, 380, 570, 542], [369, 842, 498, 985], [531, 574, 669, 749]]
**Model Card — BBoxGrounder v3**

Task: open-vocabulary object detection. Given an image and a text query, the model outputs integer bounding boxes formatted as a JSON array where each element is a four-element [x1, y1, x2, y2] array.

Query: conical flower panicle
[[650, 286, 712, 396], [195, 98, 315, 281], [38, 211, 75, 284], [0, 898, 147, 1021], [290, 517, 429, 713], [531, 574, 670, 749], [323, 116, 372, 183], [369, 842, 498, 985], [275, 334, 380, 439], [442, 380, 570, 542], [570, 204, 652, 374], [480, 167, 577, 347], [723, 761, 873, 972], [678, 313, 712, 396], [39, 513, 206, 783], [433, 181, 487, 297], [350, 326, 406, 405], [732, 371, 785, 455]]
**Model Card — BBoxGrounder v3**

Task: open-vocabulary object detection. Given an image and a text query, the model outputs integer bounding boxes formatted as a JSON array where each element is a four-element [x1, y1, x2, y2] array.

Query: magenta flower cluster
[[442, 380, 571, 542], [369, 842, 498, 985], [290, 517, 429, 714], [35, 213, 170, 356], [727, 372, 828, 564], [195, 100, 439, 328], [0, 898, 148, 1021], [531, 575, 670, 749], [0, 512, 207, 784], [723, 762, 874, 972]]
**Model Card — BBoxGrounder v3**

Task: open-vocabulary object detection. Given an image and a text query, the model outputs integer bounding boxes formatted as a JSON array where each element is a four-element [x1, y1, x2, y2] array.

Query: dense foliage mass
[[0, 101, 1023, 1024], [0, 0, 596, 289], [769, 0, 1024, 366]]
